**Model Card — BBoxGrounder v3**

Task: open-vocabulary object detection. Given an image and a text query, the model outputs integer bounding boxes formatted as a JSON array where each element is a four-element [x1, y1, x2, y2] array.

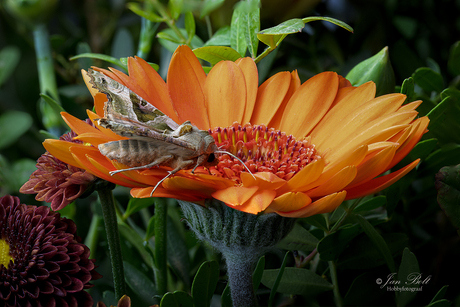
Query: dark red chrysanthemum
[[0, 195, 101, 307], [20, 125, 96, 211]]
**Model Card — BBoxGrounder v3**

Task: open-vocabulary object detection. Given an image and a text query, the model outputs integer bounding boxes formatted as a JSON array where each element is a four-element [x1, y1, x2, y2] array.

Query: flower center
[[0, 239, 14, 268], [209, 123, 321, 182]]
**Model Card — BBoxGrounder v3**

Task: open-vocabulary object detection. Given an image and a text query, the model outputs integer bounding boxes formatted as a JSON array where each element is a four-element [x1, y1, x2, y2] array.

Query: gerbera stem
[[97, 187, 126, 300], [224, 254, 257, 307], [153, 197, 168, 296]]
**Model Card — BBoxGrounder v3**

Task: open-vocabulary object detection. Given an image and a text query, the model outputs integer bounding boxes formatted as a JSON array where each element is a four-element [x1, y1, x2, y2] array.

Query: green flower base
[[178, 199, 296, 307]]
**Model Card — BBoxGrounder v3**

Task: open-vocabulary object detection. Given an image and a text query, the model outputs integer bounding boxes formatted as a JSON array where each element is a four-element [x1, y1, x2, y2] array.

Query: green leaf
[[426, 96, 454, 130], [261, 267, 333, 297], [429, 285, 449, 304], [435, 164, 460, 234], [400, 77, 415, 103], [158, 28, 204, 53], [41, 93, 66, 115], [354, 214, 396, 272], [160, 291, 194, 307], [193, 46, 242, 65], [346, 46, 396, 96], [184, 11, 196, 43], [118, 223, 154, 267], [338, 233, 408, 270], [425, 300, 452, 307], [0, 46, 20, 86], [257, 18, 304, 48], [221, 284, 232, 307], [412, 67, 444, 93], [168, 0, 183, 20], [268, 251, 290, 306], [354, 196, 387, 213], [70, 53, 126, 70], [145, 215, 155, 241], [0, 110, 33, 150], [123, 261, 156, 305], [317, 224, 362, 261], [396, 248, 420, 307], [300, 214, 328, 232], [302, 16, 354, 33], [200, 0, 225, 18], [277, 223, 318, 253], [344, 272, 386, 305], [166, 216, 191, 289], [424, 144, 460, 177], [233, 0, 260, 58], [127, 2, 164, 22], [448, 41, 460, 75], [191, 261, 219, 307], [406, 138, 438, 162], [252, 256, 265, 290], [204, 26, 231, 46], [230, 7, 248, 56], [123, 198, 155, 219]]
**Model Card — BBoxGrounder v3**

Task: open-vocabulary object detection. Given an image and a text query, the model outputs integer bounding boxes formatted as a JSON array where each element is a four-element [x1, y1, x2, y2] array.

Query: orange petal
[[250, 71, 291, 125], [313, 93, 407, 151], [268, 191, 312, 212], [240, 171, 286, 190], [235, 57, 259, 124], [276, 191, 347, 218], [268, 70, 301, 129], [94, 93, 107, 117], [329, 86, 357, 109], [277, 159, 325, 194], [86, 110, 127, 141], [212, 186, 258, 206], [302, 145, 367, 192], [347, 145, 397, 188], [163, 176, 218, 197], [61, 112, 100, 136], [205, 61, 247, 127], [43, 139, 84, 168], [168, 46, 209, 129], [131, 187, 201, 201], [279, 71, 339, 138], [228, 189, 276, 214], [387, 117, 429, 169], [345, 159, 420, 200], [306, 165, 357, 198], [310, 82, 376, 147], [128, 56, 180, 123], [398, 100, 422, 112]]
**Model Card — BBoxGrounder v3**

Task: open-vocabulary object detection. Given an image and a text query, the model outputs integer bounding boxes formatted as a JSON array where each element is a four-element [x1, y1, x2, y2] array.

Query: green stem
[[32, 23, 62, 130], [136, 17, 159, 59], [254, 46, 275, 64], [224, 254, 257, 307], [98, 188, 126, 300], [154, 197, 168, 296], [150, 0, 188, 45], [84, 213, 101, 259], [328, 261, 343, 307]]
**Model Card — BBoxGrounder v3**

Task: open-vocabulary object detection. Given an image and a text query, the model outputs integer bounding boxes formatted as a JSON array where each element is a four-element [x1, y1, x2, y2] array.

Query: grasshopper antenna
[[215, 150, 256, 179]]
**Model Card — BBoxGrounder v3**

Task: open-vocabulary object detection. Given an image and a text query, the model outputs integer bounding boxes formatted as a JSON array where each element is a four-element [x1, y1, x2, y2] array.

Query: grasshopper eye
[[207, 153, 216, 163]]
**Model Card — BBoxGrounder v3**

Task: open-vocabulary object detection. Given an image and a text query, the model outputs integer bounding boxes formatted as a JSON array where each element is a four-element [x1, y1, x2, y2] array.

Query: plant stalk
[[153, 197, 168, 296], [98, 188, 126, 300]]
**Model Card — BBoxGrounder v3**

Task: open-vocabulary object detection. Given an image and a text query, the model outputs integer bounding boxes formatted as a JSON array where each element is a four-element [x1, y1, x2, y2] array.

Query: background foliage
[[1, 0, 460, 306]]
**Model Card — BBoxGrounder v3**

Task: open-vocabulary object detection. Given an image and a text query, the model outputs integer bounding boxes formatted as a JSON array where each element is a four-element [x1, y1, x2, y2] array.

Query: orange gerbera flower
[[44, 46, 429, 218]]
